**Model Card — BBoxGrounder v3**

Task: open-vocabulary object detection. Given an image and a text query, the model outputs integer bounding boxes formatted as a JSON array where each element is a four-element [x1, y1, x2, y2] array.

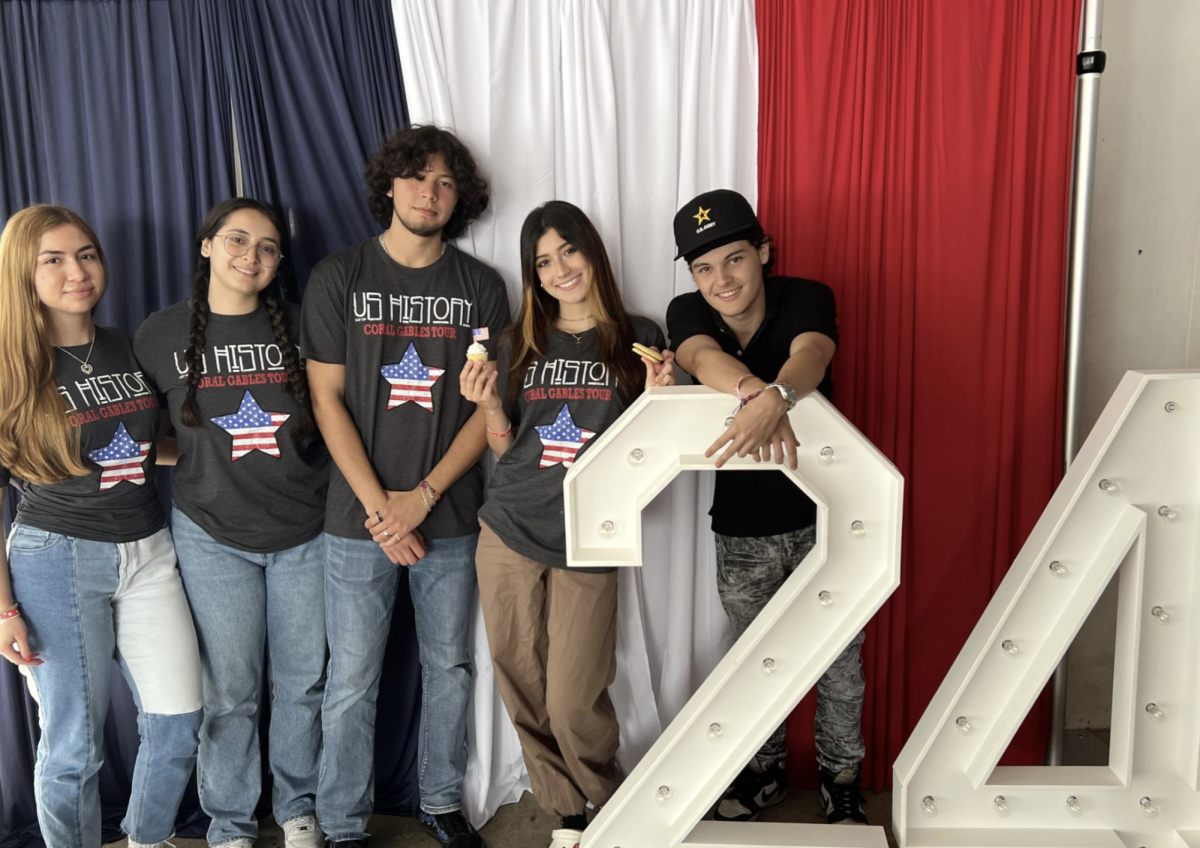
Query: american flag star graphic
[[210, 390, 291, 461], [380, 343, 445, 412], [534, 404, 597, 469], [87, 422, 151, 490]]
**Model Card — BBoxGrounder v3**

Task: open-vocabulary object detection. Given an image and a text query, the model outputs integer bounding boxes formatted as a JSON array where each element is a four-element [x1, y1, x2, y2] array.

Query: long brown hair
[[0, 205, 104, 483], [179, 198, 314, 440], [505, 201, 642, 409]]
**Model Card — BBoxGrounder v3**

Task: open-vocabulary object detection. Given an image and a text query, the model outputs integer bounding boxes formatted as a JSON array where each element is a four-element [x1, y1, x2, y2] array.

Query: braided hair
[[179, 198, 314, 440]]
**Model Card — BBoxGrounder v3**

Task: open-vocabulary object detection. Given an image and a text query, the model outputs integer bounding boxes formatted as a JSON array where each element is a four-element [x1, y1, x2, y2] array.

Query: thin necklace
[[379, 232, 446, 262], [557, 315, 593, 344], [56, 332, 96, 375], [559, 314, 594, 324]]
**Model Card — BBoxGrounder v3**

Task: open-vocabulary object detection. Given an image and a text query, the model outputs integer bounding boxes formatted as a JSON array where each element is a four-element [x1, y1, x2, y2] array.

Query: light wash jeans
[[7, 524, 203, 848], [317, 531, 478, 841], [171, 508, 327, 845]]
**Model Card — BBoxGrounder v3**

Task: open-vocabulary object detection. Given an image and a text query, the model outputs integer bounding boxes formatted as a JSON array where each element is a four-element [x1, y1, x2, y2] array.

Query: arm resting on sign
[[676, 331, 835, 468]]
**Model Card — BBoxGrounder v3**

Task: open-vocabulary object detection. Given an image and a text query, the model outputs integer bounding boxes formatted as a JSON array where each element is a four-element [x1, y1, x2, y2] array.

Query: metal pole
[[1048, 0, 1106, 767]]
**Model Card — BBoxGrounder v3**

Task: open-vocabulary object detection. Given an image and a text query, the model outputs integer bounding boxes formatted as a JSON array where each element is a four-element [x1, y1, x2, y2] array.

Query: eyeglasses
[[214, 232, 283, 268]]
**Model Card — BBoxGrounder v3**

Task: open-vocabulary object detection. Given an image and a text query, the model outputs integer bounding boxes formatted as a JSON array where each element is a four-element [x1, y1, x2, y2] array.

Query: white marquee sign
[[894, 370, 1200, 848], [564, 385, 903, 848]]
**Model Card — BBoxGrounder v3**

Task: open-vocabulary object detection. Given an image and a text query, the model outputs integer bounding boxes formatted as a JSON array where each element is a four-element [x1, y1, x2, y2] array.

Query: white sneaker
[[549, 828, 583, 848], [127, 840, 177, 848], [282, 816, 324, 848], [212, 840, 254, 848]]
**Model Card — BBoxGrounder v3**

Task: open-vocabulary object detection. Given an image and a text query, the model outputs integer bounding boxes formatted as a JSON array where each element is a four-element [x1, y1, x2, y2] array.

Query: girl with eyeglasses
[[134, 198, 330, 848], [0, 204, 203, 848]]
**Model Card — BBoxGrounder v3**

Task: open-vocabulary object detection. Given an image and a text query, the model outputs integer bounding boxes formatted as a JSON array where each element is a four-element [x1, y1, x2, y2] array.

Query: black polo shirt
[[666, 276, 837, 537]]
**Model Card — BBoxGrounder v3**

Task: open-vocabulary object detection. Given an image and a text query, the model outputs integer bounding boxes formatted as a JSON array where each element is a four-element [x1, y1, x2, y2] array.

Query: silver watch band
[[765, 382, 798, 411]]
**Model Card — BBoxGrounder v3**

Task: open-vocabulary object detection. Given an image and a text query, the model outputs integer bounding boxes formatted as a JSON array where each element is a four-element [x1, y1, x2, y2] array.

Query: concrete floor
[[123, 790, 896, 848]]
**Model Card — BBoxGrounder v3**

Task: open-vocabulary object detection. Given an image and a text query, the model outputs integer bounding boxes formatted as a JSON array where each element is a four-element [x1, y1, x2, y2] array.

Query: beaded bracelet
[[726, 390, 765, 426], [418, 480, 441, 513]]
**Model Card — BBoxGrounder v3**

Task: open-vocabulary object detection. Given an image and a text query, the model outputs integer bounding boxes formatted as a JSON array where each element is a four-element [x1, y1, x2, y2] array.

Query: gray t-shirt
[[301, 238, 511, 540], [1, 326, 164, 543], [134, 300, 330, 553], [478, 317, 666, 571]]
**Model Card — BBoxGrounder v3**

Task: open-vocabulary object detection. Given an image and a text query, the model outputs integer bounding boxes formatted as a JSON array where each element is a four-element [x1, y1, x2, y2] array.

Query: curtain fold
[[215, 0, 409, 292], [0, 2, 236, 843], [392, 0, 759, 826], [756, 0, 1079, 789], [0, 1, 414, 841], [0, 0, 1085, 838]]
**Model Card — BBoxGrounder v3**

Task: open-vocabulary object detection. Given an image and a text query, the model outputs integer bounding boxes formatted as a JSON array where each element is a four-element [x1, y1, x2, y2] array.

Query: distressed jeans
[[715, 525, 866, 773]]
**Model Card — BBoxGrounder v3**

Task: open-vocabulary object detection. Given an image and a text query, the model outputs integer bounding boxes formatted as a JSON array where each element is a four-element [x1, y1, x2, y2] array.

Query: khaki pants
[[476, 521, 622, 817]]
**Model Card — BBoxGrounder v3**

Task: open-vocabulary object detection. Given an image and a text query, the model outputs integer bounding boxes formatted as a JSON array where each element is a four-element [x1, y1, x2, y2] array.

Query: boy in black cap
[[665, 189, 868, 825]]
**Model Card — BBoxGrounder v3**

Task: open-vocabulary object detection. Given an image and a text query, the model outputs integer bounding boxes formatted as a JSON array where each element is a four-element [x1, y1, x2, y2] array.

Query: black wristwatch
[[764, 382, 798, 411]]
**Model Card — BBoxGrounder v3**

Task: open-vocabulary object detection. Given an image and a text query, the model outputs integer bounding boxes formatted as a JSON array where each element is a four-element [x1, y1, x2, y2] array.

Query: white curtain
[[391, 0, 760, 825]]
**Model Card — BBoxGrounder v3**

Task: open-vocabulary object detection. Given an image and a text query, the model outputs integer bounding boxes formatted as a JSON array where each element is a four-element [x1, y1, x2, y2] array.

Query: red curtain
[[756, 0, 1081, 789]]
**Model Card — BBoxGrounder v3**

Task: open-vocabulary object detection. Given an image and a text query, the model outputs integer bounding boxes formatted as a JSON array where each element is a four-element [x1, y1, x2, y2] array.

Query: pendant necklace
[[559, 313, 593, 345], [56, 333, 96, 375]]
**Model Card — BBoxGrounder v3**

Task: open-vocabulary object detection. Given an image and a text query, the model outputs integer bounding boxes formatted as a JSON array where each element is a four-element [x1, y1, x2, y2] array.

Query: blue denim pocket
[[8, 525, 64, 553]]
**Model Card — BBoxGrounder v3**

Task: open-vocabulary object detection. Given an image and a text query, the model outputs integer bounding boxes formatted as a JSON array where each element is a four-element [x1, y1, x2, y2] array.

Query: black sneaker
[[711, 760, 788, 822], [418, 810, 484, 847], [819, 765, 868, 824]]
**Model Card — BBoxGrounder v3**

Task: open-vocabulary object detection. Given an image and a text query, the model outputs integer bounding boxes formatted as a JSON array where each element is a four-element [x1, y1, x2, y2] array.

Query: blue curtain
[[216, 0, 410, 291], [0, 0, 415, 843], [0, 0, 237, 328], [0, 2, 235, 844]]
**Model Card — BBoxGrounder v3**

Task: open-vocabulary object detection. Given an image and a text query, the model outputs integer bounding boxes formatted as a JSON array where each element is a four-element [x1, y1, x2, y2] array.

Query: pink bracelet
[[734, 373, 756, 399], [487, 424, 512, 438]]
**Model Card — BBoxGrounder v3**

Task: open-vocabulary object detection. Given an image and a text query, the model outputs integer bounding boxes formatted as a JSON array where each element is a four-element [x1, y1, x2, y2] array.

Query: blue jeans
[[6, 524, 203, 848], [318, 532, 478, 840], [171, 508, 328, 845]]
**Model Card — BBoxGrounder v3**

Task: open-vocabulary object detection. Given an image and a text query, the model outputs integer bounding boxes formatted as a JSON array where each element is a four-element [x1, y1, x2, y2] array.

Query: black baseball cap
[[673, 189, 761, 264]]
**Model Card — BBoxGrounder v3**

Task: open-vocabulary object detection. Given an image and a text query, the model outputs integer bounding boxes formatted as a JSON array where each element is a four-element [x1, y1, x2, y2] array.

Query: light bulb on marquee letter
[[563, 386, 902, 848], [893, 371, 1200, 848]]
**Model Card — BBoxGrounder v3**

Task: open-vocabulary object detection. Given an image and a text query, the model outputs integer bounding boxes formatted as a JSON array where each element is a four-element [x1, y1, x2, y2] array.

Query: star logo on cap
[[693, 206, 712, 226]]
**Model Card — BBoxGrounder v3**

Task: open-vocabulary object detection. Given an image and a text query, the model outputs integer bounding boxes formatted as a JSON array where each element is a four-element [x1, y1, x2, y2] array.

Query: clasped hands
[[365, 488, 428, 566]]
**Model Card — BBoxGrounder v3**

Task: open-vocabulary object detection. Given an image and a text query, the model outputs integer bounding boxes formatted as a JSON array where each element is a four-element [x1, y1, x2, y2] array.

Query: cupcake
[[467, 341, 489, 363]]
